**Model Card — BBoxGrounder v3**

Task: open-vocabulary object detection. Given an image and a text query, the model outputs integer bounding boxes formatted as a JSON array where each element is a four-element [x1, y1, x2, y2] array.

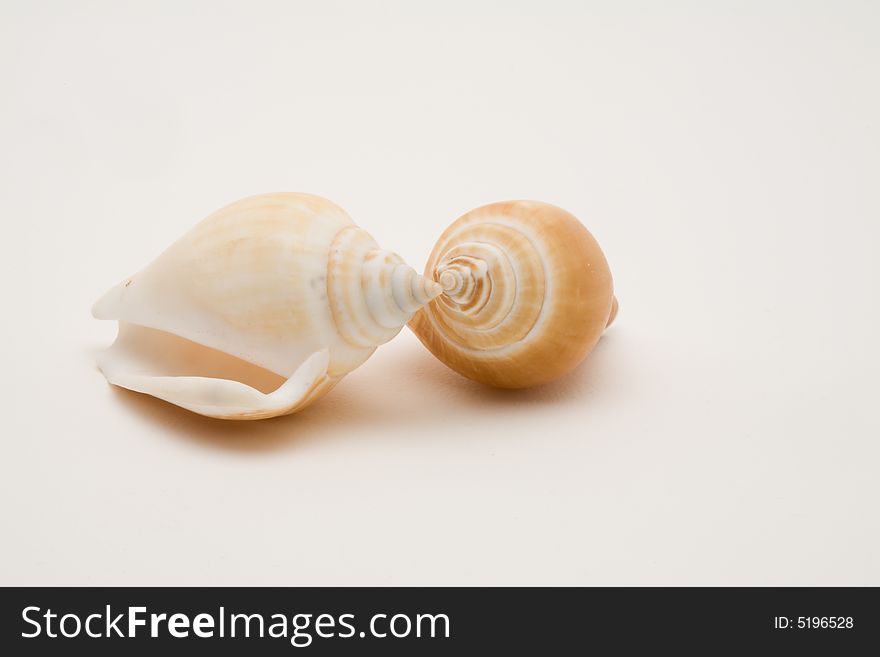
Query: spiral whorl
[[328, 225, 441, 350], [409, 201, 616, 388]]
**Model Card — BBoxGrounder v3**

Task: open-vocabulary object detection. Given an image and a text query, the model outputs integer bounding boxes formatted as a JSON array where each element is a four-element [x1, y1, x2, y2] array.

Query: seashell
[[408, 200, 617, 388], [93, 193, 441, 420]]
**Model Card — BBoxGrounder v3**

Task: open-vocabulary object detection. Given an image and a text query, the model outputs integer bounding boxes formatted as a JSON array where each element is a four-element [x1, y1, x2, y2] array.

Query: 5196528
[[774, 617, 854, 629]]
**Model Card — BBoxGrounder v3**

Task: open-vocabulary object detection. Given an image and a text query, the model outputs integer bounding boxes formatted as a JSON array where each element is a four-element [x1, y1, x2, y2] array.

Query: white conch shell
[[93, 193, 441, 420]]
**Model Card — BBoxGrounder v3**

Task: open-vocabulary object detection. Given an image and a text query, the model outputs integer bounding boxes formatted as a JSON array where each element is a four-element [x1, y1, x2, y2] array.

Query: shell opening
[[95, 323, 334, 420]]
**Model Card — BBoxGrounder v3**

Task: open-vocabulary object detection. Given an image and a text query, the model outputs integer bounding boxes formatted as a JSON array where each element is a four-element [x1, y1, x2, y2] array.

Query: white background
[[1, 1, 878, 585]]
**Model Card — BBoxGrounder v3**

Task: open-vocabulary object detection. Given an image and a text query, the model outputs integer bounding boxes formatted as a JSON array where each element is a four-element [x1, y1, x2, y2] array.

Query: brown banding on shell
[[408, 200, 617, 388]]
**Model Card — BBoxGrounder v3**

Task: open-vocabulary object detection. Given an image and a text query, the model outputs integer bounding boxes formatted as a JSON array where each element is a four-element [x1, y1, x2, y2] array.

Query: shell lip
[[95, 322, 334, 420]]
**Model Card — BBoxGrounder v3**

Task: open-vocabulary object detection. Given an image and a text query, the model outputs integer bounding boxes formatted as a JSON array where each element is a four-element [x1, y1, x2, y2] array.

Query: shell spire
[[327, 225, 442, 350]]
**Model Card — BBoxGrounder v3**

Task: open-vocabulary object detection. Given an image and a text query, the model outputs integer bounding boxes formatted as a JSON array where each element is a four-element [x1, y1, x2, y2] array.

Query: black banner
[[1, 587, 877, 654]]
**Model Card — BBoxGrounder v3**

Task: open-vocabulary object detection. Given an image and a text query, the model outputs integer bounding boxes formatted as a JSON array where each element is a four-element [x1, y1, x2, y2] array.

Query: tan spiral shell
[[408, 200, 617, 388]]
